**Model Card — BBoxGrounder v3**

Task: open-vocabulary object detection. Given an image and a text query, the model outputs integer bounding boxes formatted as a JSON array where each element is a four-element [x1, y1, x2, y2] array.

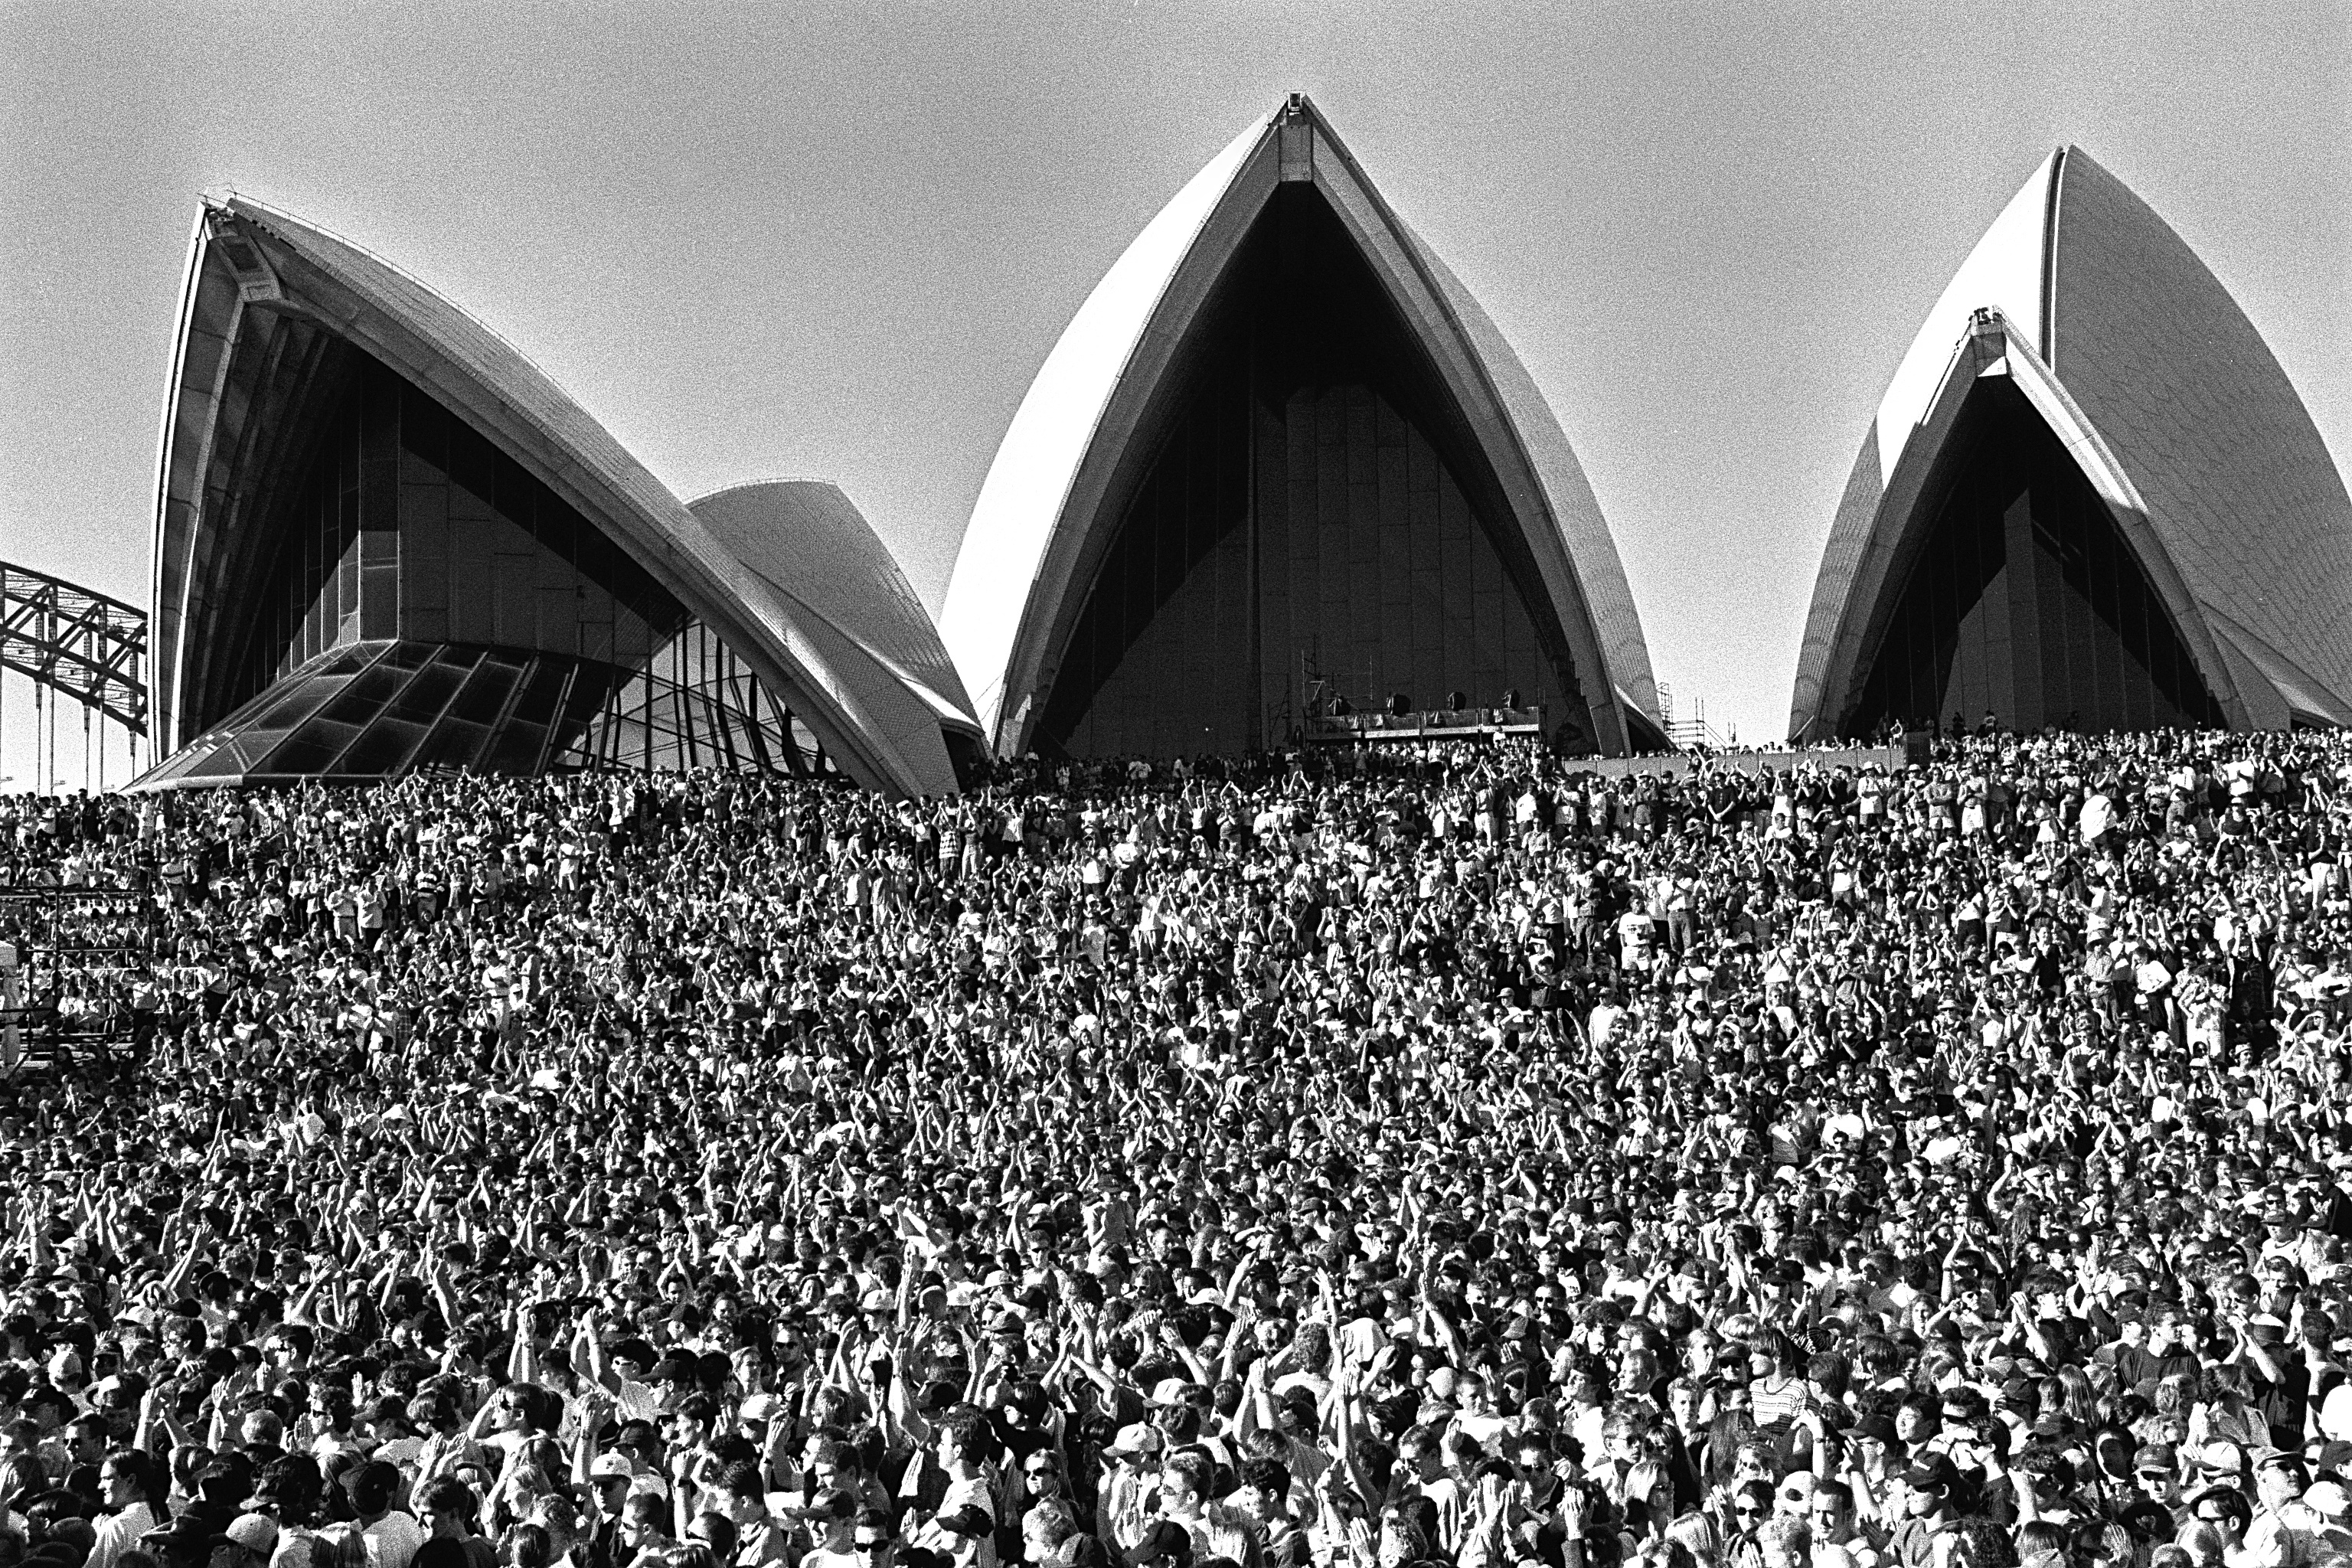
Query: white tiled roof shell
[[689, 480, 979, 799], [2047, 152, 2352, 720], [152, 196, 942, 795], [1790, 148, 2352, 737], [939, 116, 1266, 745], [941, 97, 1660, 755]]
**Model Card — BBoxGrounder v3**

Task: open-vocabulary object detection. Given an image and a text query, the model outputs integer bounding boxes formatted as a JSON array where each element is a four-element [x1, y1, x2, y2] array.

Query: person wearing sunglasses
[[2184, 1485, 2249, 1557], [854, 1511, 903, 1568], [1019, 1454, 1068, 1504], [1712, 1478, 1775, 1568], [1886, 1458, 1958, 1568]]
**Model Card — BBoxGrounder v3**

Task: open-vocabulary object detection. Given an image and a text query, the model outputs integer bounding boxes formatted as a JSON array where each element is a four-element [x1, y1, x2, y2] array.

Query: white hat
[[224, 1514, 280, 1556], [1105, 1423, 1164, 1459]]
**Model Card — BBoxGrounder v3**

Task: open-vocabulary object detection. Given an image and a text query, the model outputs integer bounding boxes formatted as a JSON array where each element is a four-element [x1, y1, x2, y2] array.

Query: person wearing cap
[[143, 1510, 226, 1568], [2298, 1481, 2352, 1563], [2135, 1444, 2194, 1530], [215, 1511, 283, 1568], [2245, 1451, 2318, 1568], [2239, 1310, 2317, 1442], [344, 1459, 426, 1568], [574, 1448, 639, 1563], [1096, 1426, 1163, 1550], [790, 1488, 861, 1568], [1116, 1521, 1191, 1568], [1886, 1458, 1960, 1568], [2186, 1483, 2252, 1561]]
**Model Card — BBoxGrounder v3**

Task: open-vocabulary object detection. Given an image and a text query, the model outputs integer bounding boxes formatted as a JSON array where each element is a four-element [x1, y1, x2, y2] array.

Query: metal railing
[[1301, 705, 1547, 744]]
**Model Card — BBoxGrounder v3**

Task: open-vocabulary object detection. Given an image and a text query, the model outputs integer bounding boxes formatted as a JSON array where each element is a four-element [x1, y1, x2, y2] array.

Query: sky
[[1, 0, 2346, 789]]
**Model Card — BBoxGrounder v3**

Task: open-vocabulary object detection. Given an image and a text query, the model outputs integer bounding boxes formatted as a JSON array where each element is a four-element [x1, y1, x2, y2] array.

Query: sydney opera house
[[939, 94, 1664, 761], [142, 195, 982, 798], [1788, 146, 2352, 741], [128, 103, 2349, 796]]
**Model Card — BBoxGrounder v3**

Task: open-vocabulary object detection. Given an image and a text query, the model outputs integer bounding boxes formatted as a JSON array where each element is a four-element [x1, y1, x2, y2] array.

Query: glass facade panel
[[1844, 379, 2226, 737], [1034, 182, 1596, 759], [338, 719, 429, 776], [315, 664, 411, 727], [247, 678, 345, 734], [150, 341, 843, 788], [560, 619, 821, 774], [209, 351, 690, 730], [411, 720, 492, 774], [381, 658, 469, 727], [262, 723, 361, 776], [177, 750, 253, 780], [447, 656, 524, 728]]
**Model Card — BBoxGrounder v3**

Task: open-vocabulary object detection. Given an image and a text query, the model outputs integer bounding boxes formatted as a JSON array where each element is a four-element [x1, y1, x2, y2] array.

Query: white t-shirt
[[365, 1511, 429, 1568]]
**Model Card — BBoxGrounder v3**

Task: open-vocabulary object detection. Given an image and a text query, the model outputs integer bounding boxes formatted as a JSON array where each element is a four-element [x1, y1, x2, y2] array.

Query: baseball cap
[[2197, 1441, 2246, 1476], [1122, 1521, 1191, 1568], [2253, 1448, 2308, 1480], [2135, 1442, 2177, 1475], [1105, 1424, 1163, 1459], [222, 1514, 279, 1557], [1906, 1455, 1961, 1494]]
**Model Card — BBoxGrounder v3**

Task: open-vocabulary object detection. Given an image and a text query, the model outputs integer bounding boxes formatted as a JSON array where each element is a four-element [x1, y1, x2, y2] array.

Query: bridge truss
[[0, 562, 149, 792]]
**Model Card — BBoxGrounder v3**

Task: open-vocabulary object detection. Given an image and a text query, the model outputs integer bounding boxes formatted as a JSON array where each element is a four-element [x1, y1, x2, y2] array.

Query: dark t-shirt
[[2110, 1345, 2202, 1391], [2248, 1356, 2313, 1437]]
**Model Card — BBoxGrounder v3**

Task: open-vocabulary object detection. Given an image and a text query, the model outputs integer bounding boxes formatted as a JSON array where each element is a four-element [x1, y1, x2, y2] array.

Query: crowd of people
[[3, 727, 2352, 1568]]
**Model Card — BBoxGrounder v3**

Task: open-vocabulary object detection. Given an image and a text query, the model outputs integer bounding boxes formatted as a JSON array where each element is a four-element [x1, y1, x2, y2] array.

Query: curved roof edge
[[942, 94, 1658, 756], [151, 194, 946, 796], [688, 478, 978, 726], [688, 480, 979, 799], [2046, 148, 2352, 720], [1792, 309, 2248, 738], [941, 110, 1271, 745], [1300, 109, 1658, 749], [1792, 145, 2352, 738]]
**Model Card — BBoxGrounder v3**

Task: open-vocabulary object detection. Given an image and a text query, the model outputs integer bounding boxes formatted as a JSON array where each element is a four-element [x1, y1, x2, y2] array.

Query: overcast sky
[[2, 0, 2345, 786]]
